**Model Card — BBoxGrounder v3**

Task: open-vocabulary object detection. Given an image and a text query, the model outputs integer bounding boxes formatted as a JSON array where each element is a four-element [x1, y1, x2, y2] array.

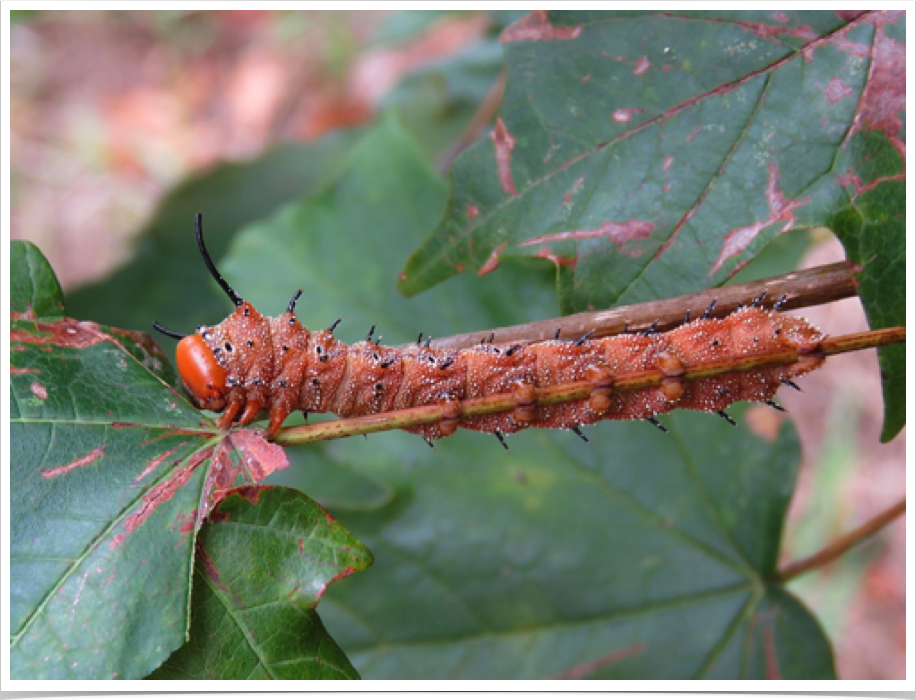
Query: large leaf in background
[[217, 114, 559, 352], [217, 116, 834, 678], [317, 416, 833, 680], [399, 9, 905, 441], [10, 244, 366, 679]]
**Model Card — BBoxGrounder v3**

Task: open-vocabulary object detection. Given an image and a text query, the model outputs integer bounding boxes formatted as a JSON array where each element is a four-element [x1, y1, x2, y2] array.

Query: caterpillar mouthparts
[[155, 214, 825, 440]]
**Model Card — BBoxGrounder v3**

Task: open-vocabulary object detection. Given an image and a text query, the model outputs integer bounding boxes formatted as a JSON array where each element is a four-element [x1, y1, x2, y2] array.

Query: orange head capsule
[[176, 334, 228, 405]]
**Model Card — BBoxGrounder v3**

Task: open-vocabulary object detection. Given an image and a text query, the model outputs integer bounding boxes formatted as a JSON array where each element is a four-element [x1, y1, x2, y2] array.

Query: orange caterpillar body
[[155, 216, 826, 441]]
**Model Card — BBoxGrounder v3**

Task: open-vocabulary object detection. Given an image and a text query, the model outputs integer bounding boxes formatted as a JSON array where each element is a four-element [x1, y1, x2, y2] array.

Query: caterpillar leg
[[268, 405, 293, 437], [237, 399, 264, 426], [218, 396, 246, 428]]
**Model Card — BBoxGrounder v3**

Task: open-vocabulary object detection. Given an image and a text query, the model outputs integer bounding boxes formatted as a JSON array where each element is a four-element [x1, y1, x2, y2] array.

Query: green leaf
[[11, 315, 211, 679], [398, 10, 903, 321], [825, 11, 906, 442], [149, 487, 372, 680], [316, 416, 835, 679], [210, 116, 834, 678], [829, 154, 906, 441], [11, 240, 66, 320]]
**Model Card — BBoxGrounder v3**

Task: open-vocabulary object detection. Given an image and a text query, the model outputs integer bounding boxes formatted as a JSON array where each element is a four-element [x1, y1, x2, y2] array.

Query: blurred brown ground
[[9, 10, 906, 681]]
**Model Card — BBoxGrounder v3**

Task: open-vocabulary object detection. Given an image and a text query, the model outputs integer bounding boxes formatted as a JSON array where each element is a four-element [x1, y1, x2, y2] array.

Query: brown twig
[[777, 498, 906, 582], [411, 261, 862, 352]]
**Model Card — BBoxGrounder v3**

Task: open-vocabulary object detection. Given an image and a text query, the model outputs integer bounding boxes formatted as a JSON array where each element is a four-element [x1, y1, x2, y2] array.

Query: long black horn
[[152, 321, 187, 340], [196, 213, 243, 307]]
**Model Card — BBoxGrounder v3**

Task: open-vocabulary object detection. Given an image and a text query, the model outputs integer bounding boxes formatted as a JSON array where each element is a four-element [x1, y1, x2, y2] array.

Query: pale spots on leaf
[[723, 38, 763, 58], [612, 108, 643, 123], [520, 219, 654, 258], [824, 75, 854, 104], [490, 117, 518, 195], [633, 55, 651, 76], [709, 163, 810, 276], [30, 381, 48, 400], [477, 241, 509, 276], [41, 446, 105, 479], [466, 203, 480, 219], [662, 156, 675, 172]]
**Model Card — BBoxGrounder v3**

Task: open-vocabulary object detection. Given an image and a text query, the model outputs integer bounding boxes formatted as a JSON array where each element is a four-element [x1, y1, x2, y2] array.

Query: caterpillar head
[[175, 334, 229, 410], [153, 214, 280, 413]]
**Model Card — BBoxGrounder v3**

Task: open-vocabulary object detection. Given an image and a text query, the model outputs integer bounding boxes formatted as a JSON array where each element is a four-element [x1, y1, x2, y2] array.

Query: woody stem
[[415, 261, 861, 351], [777, 498, 906, 583]]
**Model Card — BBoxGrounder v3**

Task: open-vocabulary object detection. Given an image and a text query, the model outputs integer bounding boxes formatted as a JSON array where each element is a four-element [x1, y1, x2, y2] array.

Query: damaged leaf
[[150, 486, 372, 680], [398, 9, 905, 440]]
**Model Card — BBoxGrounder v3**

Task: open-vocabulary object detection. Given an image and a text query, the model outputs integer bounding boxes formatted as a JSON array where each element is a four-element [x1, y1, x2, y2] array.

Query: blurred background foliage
[[9, 10, 905, 679]]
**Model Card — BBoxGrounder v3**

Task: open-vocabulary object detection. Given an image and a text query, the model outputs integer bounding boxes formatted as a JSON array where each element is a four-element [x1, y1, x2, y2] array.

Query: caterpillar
[[154, 214, 826, 444]]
